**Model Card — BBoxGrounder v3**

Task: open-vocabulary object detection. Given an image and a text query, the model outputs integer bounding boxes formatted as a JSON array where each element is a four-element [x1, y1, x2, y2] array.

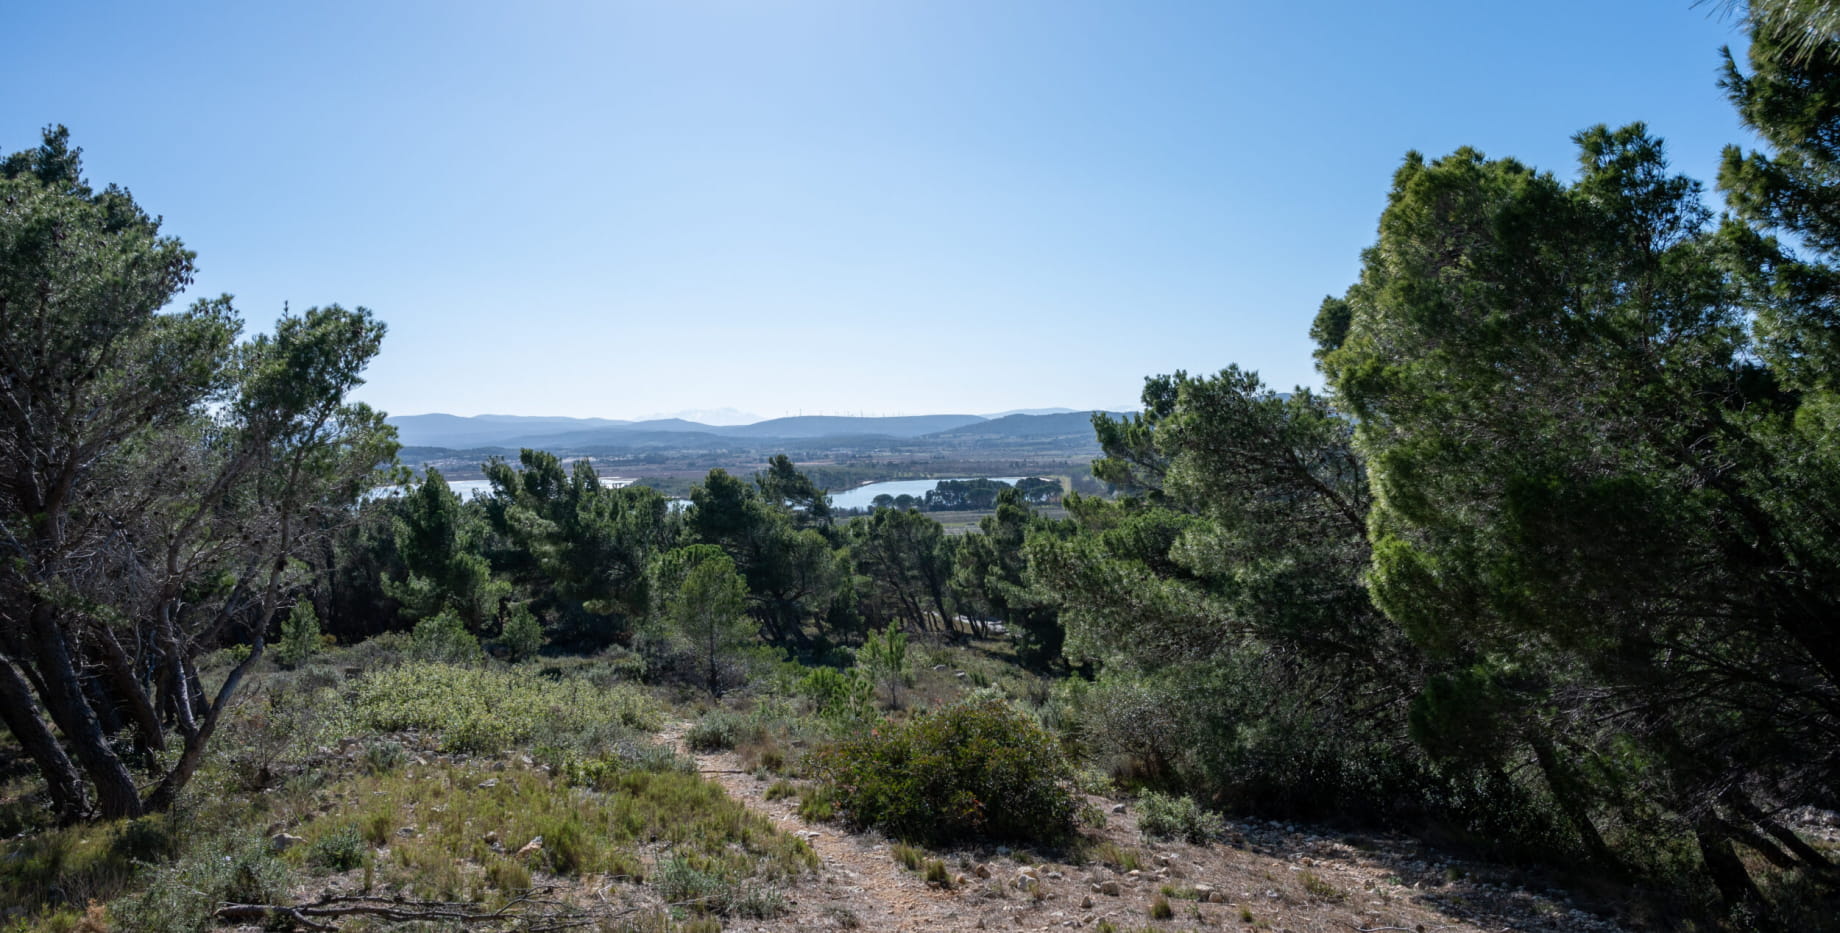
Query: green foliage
[[385, 469, 506, 631], [857, 623, 910, 708], [654, 856, 789, 919], [1135, 791, 1225, 844], [953, 486, 1069, 668], [795, 665, 875, 721], [347, 662, 661, 753], [686, 709, 766, 752], [410, 609, 482, 664], [482, 451, 672, 648], [360, 740, 408, 775], [307, 823, 370, 872], [110, 834, 291, 933], [0, 127, 397, 820], [796, 785, 838, 822], [847, 506, 955, 635], [688, 467, 848, 644], [275, 601, 322, 669], [1319, 114, 1840, 907], [500, 602, 545, 661], [811, 696, 1076, 844], [923, 858, 952, 887], [0, 817, 176, 917], [891, 842, 924, 870], [654, 546, 759, 696]]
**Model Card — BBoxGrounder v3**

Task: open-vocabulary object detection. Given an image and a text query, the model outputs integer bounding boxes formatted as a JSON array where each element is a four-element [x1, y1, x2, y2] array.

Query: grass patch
[[346, 662, 661, 754], [892, 842, 924, 871], [284, 760, 815, 903], [0, 816, 176, 916], [1081, 839, 1144, 872], [923, 858, 953, 887], [1149, 892, 1174, 919], [1298, 869, 1344, 902], [796, 784, 838, 822]]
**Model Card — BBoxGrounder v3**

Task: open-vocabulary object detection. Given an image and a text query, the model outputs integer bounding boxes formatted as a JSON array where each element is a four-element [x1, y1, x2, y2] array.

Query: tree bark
[[27, 604, 144, 819], [1693, 811, 1766, 915], [0, 654, 90, 821]]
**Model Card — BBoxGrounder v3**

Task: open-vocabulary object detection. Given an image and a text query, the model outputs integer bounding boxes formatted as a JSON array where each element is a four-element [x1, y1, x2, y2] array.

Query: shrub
[[410, 610, 481, 664], [500, 603, 545, 662], [797, 785, 837, 822], [360, 740, 408, 775], [858, 624, 910, 708], [653, 856, 787, 918], [275, 602, 322, 668], [810, 696, 1076, 844], [307, 824, 370, 872], [1149, 893, 1174, 919], [796, 665, 874, 721], [1136, 790, 1225, 844], [111, 834, 290, 933], [686, 709, 764, 752]]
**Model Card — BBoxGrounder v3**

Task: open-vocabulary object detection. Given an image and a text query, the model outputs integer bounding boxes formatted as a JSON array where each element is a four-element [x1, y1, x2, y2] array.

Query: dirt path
[[663, 721, 1633, 933], [664, 721, 975, 931]]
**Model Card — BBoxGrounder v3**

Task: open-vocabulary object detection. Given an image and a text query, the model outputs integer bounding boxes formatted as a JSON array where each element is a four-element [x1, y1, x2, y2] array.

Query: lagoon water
[[830, 477, 1024, 511], [377, 476, 1024, 511]]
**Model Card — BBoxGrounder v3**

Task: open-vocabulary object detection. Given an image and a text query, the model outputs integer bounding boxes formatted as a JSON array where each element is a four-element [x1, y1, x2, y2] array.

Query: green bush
[[307, 824, 370, 872], [360, 740, 409, 775], [796, 666, 874, 721], [275, 602, 322, 669], [500, 603, 545, 662], [858, 624, 910, 708], [111, 834, 290, 933], [1136, 790, 1225, 844], [686, 709, 765, 752], [653, 856, 787, 918], [411, 610, 481, 664], [810, 696, 1076, 844]]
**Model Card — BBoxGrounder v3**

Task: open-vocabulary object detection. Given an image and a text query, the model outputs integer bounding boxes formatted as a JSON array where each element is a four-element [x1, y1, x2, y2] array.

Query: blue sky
[[6, 1, 1755, 420]]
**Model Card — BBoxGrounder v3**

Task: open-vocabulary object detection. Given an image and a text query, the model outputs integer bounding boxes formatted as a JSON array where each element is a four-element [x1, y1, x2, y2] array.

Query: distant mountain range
[[388, 410, 1128, 451]]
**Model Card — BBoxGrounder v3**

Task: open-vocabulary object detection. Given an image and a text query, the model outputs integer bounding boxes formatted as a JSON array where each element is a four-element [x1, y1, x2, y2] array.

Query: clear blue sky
[[6, 1, 1755, 421]]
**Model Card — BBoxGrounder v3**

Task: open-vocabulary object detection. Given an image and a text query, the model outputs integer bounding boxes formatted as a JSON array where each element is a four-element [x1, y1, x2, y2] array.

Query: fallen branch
[[214, 891, 642, 931]]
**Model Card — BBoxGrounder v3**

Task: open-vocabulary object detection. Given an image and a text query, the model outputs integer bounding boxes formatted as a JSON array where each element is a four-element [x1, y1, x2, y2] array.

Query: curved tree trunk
[[28, 605, 144, 819], [0, 655, 90, 821]]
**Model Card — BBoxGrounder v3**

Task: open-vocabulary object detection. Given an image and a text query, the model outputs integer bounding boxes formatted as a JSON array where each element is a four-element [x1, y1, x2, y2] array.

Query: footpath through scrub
[[662, 720, 1628, 933]]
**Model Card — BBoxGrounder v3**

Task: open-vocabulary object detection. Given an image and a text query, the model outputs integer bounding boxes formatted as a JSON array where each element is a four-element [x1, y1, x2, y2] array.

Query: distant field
[[932, 505, 1071, 535]]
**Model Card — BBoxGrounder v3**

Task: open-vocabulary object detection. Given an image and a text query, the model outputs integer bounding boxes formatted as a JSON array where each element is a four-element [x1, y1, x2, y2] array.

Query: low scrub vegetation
[[810, 695, 1076, 844], [1135, 790, 1226, 844], [346, 661, 661, 753]]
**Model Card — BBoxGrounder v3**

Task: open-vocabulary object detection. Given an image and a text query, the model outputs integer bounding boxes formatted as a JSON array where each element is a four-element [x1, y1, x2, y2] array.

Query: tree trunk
[[1527, 732, 1622, 876], [28, 605, 144, 819], [0, 655, 90, 821], [143, 635, 263, 812], [1694, 811, 1766, 915], [90, 623, 166, 761]]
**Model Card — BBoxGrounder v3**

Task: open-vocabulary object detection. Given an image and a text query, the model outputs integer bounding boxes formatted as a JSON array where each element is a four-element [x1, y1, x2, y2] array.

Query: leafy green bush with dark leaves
[[810, 696, 1075, 844]]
